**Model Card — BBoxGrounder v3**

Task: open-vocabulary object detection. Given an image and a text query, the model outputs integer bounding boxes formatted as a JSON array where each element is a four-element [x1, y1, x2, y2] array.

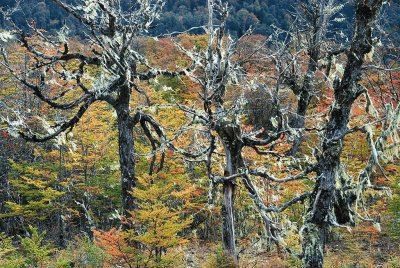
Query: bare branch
[[18, 98, 95, 142]]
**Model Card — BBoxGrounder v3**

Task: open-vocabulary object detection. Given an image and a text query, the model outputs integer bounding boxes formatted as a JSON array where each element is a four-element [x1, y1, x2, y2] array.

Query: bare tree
[[299, 0, 394, 267], [245, 1, 398, 266], [176, 0, 244, 261], [280, 0, 347, 156], [0, 0, 179, 219], [176, 0, 312, 262]]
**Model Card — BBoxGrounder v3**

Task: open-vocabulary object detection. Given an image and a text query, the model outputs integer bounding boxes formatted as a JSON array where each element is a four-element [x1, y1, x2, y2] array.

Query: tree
[[0, 159, 64, 223], [177, 1, 398, 267], [246, 0, 398, 266], [281, 0, 347, 155], [0, 0, 180, 219], [299, 1, 390, 266], [175, 0, 301, 262], [0, 225, 55, 268], [126, 171, 194, 266], [94, 169, 195, 267]]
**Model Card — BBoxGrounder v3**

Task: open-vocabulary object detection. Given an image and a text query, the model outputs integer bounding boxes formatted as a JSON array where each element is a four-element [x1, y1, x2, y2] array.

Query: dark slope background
[[0, 0, 399, 43]]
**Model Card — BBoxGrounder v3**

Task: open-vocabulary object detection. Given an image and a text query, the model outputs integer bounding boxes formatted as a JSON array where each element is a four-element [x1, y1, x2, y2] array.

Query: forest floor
[[180, 229, 400, 268]]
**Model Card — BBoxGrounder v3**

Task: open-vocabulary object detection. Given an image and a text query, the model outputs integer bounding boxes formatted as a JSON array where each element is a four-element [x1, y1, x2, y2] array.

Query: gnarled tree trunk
[[115, 85, 137, 218], [221, 181, 236, 261], [301, 1, 383, 267], [217, 122, 244, 264]]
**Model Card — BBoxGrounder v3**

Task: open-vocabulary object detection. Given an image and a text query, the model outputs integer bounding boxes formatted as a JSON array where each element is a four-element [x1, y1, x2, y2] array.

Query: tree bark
[[300, 222, 326, 268], [115, 85, 137, 220], [217, 122, 244, 264], [221, 181, 236, 262]]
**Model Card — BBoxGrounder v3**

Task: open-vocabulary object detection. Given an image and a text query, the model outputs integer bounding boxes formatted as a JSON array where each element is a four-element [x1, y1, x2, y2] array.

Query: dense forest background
[[0, 0, 399, 267], [0, 0, 399, 42]]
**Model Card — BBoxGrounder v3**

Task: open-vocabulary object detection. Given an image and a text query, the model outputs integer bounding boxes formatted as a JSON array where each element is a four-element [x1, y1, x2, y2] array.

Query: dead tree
[[0, 0, 177, 219], [255, 0, 398, 266], [281, 0, 347, 156], [299, 1, 390, 267], [176, 0, 312, 262], [180, 0, 244, 261]]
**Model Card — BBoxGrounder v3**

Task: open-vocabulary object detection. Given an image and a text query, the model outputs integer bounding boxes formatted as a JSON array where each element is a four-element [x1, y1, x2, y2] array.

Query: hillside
[[0, 0, 399, 42]]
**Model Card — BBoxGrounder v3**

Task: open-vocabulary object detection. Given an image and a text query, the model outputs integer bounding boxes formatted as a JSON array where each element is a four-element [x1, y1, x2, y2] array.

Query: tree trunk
[[288, 88, 312, 155], [116, 90, 136, 220], [301, 222, 325, 268], [218, 123, 244, 265], [221, 179, 237, 263]]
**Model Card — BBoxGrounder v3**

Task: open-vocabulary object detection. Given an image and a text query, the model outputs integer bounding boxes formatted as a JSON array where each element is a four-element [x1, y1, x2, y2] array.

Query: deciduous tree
[[0, 0, 180, 219]]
